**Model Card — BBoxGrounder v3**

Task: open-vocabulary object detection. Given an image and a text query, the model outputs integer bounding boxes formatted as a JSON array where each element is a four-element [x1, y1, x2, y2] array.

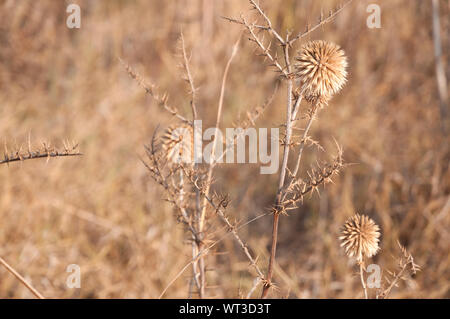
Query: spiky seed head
[[162, 124, 194, 165], [339, 214, 380, 263], [294, 40, 348, 106]]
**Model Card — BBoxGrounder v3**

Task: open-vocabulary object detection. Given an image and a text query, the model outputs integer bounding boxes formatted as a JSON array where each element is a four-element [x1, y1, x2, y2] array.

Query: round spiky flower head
[[162, 124, 194, 165], [339, 214, 380, 263], [294, 40, 348, 106]]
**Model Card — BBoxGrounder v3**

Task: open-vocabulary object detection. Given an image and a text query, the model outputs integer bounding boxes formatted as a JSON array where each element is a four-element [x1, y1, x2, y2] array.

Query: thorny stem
[[378, 243, 419, 299], [119, 58, 191, 125], [179, 168, 202, 297], [180, 32, 204, 298], [249, 0, 285, 45], [247, 278, 262, 299], [241, 16, 287, 77], [379, 265, 407, 299], [180, 31, 198, 121], [377, 264, 407, 299], [287, 0, 354, 46], [261, 41, 292, 299], [142, 134, 204, 294], [0, 144, 81, 166]]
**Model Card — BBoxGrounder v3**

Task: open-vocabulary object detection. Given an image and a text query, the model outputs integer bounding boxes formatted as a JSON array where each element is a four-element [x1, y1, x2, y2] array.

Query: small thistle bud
[[162, 124, 194, 165], [294, 40, 348, 106], [339, 214, 380, 263]]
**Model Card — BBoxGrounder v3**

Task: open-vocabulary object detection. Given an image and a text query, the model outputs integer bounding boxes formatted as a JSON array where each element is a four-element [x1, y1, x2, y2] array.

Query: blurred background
[[0, 0, 448, 298]]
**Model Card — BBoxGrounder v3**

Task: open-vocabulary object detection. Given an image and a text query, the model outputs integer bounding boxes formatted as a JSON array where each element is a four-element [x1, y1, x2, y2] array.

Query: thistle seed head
[[339, 214, 380, 263], [162, 124, 194, 165], [294, 40, 348, 106]]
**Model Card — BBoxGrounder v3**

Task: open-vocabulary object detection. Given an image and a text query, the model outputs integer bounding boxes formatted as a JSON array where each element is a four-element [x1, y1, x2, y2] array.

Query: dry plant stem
[[380, 265, 408, 299], [291, 105, 319, 178], [378, 242, 420, 299], [1, 144, 81, 165], [180, 32, 203, 297], [247, 278, 261, 299], [180, 31, 198, 120], [359, 263, 368, 299], [291, 95, 303, 123], [288, 0, 353, 46], [243, 17, 287, 77], [120, 58, 191, 125], [179, 169, 201, 295], [0, 257, 45, 299], [249, 0, 285, 45], [380, 265, 411, 299], [216, 206, 265, 281], [261, 42, 292, 299]]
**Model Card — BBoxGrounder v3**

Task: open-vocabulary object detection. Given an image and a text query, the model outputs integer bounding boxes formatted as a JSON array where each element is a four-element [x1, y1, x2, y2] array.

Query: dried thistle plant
[[123, 30, 272, 298], [339, 213, 381, 299], [226, 0, 351, 298], [124, 0, 353, 299]]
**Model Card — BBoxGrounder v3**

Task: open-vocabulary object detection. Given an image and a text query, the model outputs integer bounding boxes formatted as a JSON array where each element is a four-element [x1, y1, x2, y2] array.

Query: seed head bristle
[[294, 40, 348, 106], [339, 214, 380, 263]]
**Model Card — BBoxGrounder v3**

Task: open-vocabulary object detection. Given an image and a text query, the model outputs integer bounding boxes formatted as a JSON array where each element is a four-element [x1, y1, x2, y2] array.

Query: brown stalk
[[359, 262, 368, 299], [179, 31, 203, 297], [241, 16, 287, 77], [288, 0, 353, 46], [0, 257, 45, 299], [180, 31, 198, 121], [119, 58, 191, 125], [261, 32, 293, 299]]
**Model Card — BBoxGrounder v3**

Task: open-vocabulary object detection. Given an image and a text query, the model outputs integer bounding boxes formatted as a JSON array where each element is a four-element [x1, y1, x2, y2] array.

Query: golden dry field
[[0, 0, 449, 299]]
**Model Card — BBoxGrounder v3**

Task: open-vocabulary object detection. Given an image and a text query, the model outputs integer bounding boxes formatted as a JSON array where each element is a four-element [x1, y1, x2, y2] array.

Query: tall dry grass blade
[[0, 257, 45, 299]]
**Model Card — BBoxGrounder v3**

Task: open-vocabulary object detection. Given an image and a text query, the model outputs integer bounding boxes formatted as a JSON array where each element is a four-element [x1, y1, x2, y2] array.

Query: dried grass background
[[0, 0, 449, 298]]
